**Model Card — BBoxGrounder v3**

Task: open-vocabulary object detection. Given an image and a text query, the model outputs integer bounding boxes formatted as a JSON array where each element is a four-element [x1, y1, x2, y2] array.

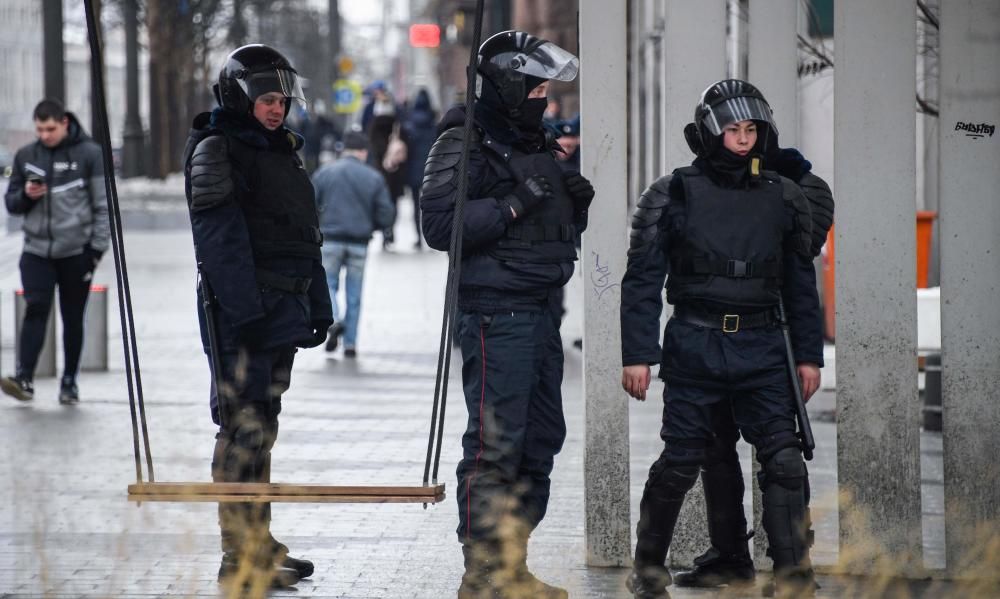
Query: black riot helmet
[[476, 30, 579, 113], [213, 44, 305, 116], [684, 79, 778, 158]]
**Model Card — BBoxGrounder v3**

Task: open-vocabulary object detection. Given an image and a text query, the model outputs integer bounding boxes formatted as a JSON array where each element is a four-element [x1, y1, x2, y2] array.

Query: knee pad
[[213, 406, 276, 481], [750, 418, 802, 464], [646, 461, 701, 498], [759, 446, 806, 491]]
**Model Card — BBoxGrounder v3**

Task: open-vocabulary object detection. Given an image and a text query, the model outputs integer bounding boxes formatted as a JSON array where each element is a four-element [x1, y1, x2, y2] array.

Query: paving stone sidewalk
[[0, 201, 978, 598]]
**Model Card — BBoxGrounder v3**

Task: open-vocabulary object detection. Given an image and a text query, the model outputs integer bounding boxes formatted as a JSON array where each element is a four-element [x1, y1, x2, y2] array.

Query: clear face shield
[[700, 95, 778, 136], [238, 67, 306, 106], [487, 40, 580, 83]]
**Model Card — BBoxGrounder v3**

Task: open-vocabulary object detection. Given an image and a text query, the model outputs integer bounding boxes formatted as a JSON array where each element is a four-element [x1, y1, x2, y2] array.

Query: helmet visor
[[700, 96, 777, 136], [238, 67, 306, 105], [487, 40, 579, 82]]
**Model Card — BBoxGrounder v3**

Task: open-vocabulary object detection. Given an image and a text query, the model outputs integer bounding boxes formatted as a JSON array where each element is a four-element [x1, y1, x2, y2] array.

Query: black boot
[[627, 462, 699, 598], [270, 535, 315, 579], [760, 447, 815, 598], [506, 531, 567, 599], [674, 457, 754, 587], [458, 542, 503, 599], [218, 553, 300, 590]]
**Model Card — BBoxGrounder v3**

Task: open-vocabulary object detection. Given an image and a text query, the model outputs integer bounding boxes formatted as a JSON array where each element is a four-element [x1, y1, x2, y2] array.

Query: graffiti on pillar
[[590, 251, 620, 301], [954, 121, 995, 139]]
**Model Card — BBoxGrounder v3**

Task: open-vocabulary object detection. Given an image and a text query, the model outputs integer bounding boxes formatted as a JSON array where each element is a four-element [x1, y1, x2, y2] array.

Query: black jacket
[[420, 105, 588, 311], [621, 161, 824, 372], [183, 108, 332, 353]]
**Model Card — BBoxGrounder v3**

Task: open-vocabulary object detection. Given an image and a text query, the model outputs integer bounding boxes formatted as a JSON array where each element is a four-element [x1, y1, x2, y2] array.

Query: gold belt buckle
[[722, 314, 740, 333]]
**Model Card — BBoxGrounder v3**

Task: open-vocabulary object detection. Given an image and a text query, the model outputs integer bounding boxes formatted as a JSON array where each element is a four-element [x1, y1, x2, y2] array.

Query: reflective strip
[[49, 178, 86, 194], [24, 163, 46, 177]]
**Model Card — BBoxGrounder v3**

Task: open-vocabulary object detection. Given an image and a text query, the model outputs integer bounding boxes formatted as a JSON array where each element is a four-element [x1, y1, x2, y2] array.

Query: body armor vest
[[666, 166, 785, 308], [225, 135, 322, 262], [486, 147, 577, 264]]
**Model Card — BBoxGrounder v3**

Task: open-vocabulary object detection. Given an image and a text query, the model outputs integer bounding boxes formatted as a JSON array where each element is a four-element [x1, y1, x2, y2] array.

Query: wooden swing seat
[[128, 482, 445, 504]]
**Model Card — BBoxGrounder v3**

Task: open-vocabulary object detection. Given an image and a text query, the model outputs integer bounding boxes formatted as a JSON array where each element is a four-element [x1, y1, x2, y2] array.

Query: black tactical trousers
[[455, 308, 567, 544], [209, 347, 295, 564], [635, 373, 810, 577]]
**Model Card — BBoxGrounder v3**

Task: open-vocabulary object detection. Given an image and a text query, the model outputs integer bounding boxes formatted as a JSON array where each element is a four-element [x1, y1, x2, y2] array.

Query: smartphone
[[27, 175, 43, 185]]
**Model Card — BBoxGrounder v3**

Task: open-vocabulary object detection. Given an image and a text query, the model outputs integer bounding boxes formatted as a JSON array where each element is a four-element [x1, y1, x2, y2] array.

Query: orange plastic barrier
[[822, 211, 938, 341]]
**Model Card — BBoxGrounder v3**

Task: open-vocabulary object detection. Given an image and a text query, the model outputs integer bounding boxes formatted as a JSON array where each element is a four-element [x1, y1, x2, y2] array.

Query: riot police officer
[[672, 147, 833, 592], [620, 79, 822, 598], [182, 44, 332, 590], [421, 30, 593, 599]]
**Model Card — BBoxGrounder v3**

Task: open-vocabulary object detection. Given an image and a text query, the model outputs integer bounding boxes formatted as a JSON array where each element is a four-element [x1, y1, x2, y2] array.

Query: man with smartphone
[[2, 99, 109, 405]]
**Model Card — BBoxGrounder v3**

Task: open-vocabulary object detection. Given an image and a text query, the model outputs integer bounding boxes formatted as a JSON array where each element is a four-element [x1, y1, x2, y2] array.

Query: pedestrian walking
[[2, 99, 109, 405], [620, 79, 822, 599], [421, 30, 591, 599], [181, 43, 332, 591], [671, 145, 833, 592], [312, 130, 395, 356], [402, 88, 437, 249], [363, 82, 407, 249]]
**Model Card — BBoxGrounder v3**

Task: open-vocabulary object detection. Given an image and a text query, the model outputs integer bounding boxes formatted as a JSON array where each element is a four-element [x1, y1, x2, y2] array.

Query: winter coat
[[312, 155, 395, 243], [4, 112, 110, 259]]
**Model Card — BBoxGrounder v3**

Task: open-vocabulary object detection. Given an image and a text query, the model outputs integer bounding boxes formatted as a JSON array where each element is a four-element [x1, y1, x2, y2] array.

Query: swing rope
[[84, 0, 154, 484], [423, 0, 487, 487]]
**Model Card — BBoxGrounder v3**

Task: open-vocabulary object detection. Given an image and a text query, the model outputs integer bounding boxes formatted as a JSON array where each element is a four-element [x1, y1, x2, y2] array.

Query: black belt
[[672, 305, 776, 333], [255, 268, 312, 293], [505, 223, 576, 242]]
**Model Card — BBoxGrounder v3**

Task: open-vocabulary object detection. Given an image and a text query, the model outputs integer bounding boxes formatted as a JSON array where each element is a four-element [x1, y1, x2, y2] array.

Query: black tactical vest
[[486, 147, 577, 264], [224, 134, 322, 262], [666, 166, 785, 308]]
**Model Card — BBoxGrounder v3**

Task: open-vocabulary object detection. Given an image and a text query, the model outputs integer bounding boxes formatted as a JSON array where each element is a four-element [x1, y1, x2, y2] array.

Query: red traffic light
[[409, 24, 440, 48]]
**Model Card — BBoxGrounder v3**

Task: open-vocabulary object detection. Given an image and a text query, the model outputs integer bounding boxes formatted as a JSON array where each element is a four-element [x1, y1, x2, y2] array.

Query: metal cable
[[83, 0, 154, 483], [424, 0, 486, 488]]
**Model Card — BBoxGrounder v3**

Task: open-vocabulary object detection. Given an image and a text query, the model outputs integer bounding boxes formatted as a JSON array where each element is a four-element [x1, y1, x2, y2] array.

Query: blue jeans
[[321, 241, 368, 348]]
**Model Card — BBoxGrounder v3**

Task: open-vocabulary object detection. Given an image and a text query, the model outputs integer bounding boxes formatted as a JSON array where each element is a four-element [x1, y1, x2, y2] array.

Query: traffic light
[[409, 24, 441, 48]]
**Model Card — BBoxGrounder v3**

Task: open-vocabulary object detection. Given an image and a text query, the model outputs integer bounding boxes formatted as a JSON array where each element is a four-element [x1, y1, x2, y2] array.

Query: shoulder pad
[[189, 134, 233, 212], [421, 126, 481, 194], [628, 175, 674, 257], [780, 177, 814, 257], [799, 172, 834, 255], [672, 165, 701, 178]]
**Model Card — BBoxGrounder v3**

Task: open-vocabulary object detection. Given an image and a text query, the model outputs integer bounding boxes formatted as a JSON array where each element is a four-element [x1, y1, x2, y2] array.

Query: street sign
[[332, 79, 363, 114], [338, 56, 354, 75]]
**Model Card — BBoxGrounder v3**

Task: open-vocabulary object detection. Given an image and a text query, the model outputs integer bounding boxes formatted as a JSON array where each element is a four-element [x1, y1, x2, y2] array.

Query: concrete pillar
[[580, 0, 632, 567], [748, 0, 798, 146], [662, 0, 727, 568], [834, 0, 923, 576], [747, 0, 799, 568], [938, 0, 1000, 580]]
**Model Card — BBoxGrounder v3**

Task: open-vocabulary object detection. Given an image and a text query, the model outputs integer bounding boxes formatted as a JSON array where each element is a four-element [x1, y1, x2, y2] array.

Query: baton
[[777, 298, 816, 461], [198, 264, 227, 429]]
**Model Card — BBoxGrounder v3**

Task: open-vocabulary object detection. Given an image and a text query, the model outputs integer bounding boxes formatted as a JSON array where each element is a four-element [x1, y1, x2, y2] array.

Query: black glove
[[302, 319, 334, 349], [770, 147, 812, 183], [563, 171, 595, 211], [83, 244, 104, 270], [504, 174, 553, 219]]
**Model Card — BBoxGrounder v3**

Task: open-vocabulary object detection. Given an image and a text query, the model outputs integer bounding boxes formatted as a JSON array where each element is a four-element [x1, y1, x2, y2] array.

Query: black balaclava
[[474, 74, 548, 151], [696, 121, 772, 188]]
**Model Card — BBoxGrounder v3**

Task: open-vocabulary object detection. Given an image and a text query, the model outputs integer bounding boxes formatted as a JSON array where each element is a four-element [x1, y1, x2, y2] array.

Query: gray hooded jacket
[[4, 112, 110, 259]]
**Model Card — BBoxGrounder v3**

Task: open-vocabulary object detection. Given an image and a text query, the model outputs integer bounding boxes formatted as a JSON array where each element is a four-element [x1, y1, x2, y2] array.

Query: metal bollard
[[80, 285, 109, 371], [14, 289, 57, 378], [923, 353, 942, 432]]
